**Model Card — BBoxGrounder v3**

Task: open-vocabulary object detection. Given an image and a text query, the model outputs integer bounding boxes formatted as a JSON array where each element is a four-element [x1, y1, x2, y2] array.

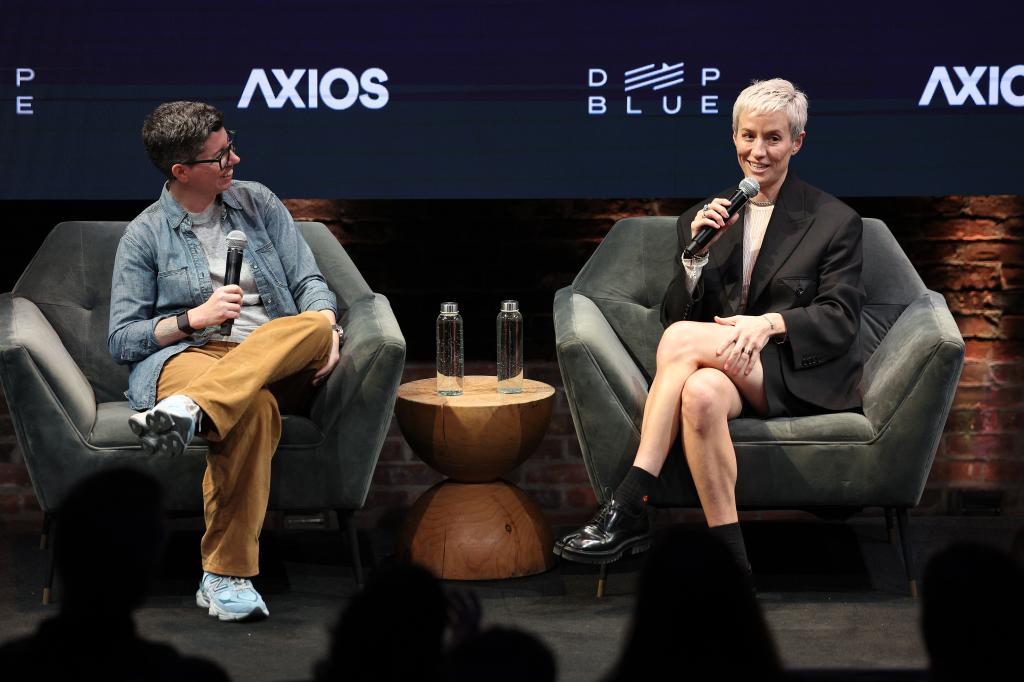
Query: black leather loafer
[[552, 498, 651, 564]]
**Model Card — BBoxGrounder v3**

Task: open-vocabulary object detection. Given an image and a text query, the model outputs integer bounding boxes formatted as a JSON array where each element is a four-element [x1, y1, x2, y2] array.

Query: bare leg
[[680, 368, 745, 526], [633, 321, 767, 477], [554, 321, 770, 563]]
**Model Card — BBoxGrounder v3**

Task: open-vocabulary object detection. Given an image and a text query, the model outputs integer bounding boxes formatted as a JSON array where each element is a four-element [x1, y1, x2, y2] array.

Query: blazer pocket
[[777, 276, 817, 301]]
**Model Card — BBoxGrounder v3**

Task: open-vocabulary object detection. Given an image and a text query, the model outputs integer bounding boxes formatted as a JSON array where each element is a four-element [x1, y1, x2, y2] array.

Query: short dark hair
[[142, 101, 224, 181]]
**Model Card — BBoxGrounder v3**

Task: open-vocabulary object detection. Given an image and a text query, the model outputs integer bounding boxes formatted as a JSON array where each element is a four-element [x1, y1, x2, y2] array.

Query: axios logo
[[919, 66, 1024, 107], [238, 68, 389, 110]]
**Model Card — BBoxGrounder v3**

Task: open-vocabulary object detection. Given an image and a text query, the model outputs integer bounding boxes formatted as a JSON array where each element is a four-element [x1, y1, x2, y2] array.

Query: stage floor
[[1, 515, 1020, 681]]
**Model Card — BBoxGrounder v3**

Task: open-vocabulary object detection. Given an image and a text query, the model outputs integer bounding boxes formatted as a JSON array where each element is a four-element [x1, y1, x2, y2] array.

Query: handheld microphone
[[683, 177, 760, 258], [219, 230, 247, 336]]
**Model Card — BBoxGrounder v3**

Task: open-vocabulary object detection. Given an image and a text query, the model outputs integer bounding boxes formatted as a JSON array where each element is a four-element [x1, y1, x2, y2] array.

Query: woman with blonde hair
[[554, 79, 865, 577]]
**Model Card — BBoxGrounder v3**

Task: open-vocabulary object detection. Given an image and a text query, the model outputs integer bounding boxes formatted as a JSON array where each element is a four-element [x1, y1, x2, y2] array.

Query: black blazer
[[661, 173, 865, 411]]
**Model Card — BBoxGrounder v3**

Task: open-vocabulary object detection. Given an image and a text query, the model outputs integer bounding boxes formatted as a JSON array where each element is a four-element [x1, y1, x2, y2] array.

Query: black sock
[[710, 522, 752, 574], [613, 466, 657, 514]]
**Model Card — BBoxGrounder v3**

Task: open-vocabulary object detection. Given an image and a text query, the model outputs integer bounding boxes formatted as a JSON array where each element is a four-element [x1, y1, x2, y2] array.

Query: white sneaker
[[196, 572, 269, 622], [129, 394, 202, 457]]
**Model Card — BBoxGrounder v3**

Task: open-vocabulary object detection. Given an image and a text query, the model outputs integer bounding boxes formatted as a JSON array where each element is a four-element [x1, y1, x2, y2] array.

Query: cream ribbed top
[[740, 203, 775, 310]]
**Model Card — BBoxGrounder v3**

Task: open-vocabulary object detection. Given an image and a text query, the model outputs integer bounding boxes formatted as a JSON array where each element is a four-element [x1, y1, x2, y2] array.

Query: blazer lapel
[[708, 192, 745, 317], [745, 174, 814, 311]]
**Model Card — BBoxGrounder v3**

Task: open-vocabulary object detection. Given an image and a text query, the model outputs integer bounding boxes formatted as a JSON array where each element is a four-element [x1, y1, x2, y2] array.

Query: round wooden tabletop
[[394, 375, 555, 482], [396, 375, 555, 407]]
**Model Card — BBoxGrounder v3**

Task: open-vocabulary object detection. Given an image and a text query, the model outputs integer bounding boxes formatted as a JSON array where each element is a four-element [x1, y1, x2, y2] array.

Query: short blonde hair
[[732, 78, 808, 140]]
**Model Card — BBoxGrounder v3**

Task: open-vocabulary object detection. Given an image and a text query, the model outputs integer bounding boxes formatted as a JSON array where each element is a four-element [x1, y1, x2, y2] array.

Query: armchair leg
[[893, 507, 918, 598], [42, 515, 56, 605], [596, 563, 608, 598], [336, 510, 365, 589], [40, 512, 53, 551], [884, 507, 896, 545]]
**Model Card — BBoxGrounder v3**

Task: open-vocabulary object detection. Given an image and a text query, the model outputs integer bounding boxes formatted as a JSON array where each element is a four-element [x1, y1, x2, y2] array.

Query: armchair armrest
[[861, 292, 965, 433], [553, 287, 649, 498], [860, 292, 964, 502], [0, 294, 97, 437], [311, 293, 406, 507]]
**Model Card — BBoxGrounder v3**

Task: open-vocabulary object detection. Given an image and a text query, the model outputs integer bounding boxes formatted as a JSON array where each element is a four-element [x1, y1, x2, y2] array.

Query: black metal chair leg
[[884, 507, 896, 545], [40, 512, 53, 550], [893, 507, 918, 598], [42, 515, 56, 605], [337, 510, 365, 588]]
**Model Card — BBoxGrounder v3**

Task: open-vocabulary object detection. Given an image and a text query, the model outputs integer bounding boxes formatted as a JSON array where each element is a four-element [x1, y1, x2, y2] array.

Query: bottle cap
[[500, 300, 519, 313], [440, 302, 459, 314]]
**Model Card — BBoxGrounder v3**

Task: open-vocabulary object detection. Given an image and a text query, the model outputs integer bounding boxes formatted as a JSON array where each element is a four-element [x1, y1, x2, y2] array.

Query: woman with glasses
[[109, 101, 345, 622]]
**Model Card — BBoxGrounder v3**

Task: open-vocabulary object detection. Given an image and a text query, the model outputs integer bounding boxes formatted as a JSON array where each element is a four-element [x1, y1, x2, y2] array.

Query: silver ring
[[744, 349, 753, 356]]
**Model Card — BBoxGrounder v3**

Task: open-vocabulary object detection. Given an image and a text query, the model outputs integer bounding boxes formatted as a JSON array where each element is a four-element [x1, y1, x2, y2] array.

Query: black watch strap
[[176, 311, 196, 335]]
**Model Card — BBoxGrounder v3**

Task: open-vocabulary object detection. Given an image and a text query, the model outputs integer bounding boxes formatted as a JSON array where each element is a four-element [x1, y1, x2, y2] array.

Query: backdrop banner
[[1, 0, 1019, 199]]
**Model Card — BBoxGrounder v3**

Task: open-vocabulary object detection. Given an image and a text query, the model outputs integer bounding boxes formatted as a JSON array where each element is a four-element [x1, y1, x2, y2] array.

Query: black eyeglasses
[[180, 131, 237, 170]]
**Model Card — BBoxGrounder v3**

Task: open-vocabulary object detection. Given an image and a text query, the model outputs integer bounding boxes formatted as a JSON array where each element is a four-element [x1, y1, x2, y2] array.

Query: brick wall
[[1, 195, 1021, 530]]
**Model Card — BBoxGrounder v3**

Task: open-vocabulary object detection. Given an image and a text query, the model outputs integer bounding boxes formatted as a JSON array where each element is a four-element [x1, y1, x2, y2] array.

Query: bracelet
[[681, 251, 709, 268], [176, 311, 196, 335], [764, 314, 787, 344]]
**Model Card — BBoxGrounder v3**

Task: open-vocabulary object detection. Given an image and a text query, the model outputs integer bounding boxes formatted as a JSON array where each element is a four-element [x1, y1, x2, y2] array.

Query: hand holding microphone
[[219, 231, 247, 335], [183, 231, 248, 333], [684, 177, 760, 258], [190, 285, 243, 330]]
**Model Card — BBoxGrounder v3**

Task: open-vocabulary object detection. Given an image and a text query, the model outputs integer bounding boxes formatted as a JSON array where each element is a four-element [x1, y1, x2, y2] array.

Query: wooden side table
[[394, 375, 556, 580]]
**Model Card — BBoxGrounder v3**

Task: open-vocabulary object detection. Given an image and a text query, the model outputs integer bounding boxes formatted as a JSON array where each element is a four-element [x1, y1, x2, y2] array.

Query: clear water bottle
[[436, 302, 464, 396], [497, 300, 523, 394]]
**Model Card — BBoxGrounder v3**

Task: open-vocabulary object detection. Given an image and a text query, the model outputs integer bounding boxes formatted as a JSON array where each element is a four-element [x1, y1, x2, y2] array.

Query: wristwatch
[[331, 323, 344, 343], [176, 311, 197, 336]]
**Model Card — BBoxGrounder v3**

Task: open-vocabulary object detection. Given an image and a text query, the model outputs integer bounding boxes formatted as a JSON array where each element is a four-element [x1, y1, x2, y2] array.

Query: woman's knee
[[681, 370, 733, 428], [657, 321, 702, 367]]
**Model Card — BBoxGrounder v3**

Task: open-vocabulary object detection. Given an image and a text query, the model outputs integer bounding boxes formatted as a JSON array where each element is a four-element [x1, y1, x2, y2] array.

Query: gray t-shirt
[[188, 200, 272, 343]]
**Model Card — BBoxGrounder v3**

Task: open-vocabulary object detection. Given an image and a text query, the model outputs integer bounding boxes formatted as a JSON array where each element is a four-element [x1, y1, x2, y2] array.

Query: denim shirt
[[108, 180, 338, 410]]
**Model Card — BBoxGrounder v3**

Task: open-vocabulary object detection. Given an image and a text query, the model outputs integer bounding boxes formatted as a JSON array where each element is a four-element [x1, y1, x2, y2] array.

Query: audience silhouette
[[5, 474, 1022, 682], [921, 541, 1024, 682], [315, 562, 448, 682], [0, 468, 228, 681], [444, 626, 556, 682], [605, 525, 781, 681]]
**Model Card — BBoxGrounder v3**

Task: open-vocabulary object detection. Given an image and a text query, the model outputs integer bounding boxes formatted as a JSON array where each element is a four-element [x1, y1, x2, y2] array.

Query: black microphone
[[219, 230, 247, 336], [683, 177, 760, 258]]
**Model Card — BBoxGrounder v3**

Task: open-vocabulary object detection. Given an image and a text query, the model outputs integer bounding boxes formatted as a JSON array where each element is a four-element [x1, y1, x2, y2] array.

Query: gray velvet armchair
[[0, 221, 406, 601], [554, 217, 964, 594]]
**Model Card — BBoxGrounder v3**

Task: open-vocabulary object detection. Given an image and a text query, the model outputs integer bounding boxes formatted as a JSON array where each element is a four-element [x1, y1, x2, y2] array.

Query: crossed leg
[[633, 320, 769, 526]]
